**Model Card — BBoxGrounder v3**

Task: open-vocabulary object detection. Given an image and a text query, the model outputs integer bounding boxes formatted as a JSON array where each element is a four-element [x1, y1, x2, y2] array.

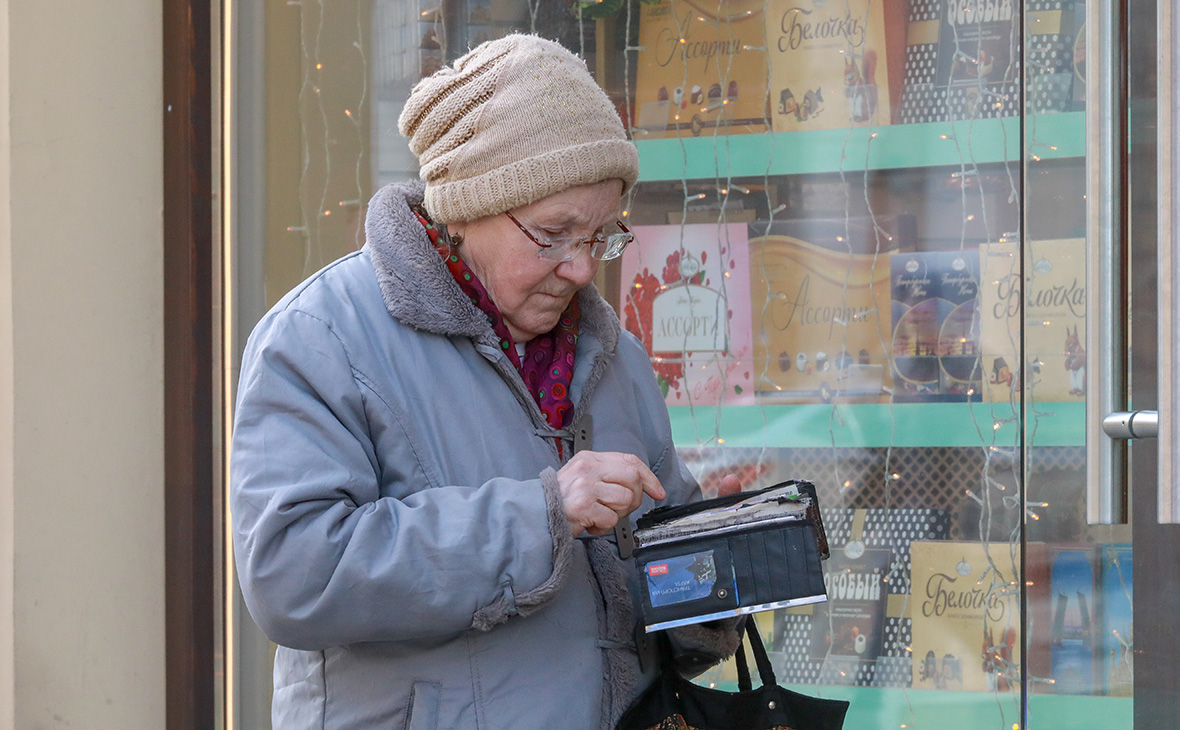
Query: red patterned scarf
[[413, 206, 579, 436]]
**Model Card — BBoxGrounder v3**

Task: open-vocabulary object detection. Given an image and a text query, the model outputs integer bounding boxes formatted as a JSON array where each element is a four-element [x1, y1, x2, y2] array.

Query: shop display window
[[223, 2, 1132, 728]]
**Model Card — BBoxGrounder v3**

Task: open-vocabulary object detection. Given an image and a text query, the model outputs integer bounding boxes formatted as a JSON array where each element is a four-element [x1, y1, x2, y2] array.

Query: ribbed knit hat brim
[[423, 140, 639, 224], [399, 34, 639, 224]]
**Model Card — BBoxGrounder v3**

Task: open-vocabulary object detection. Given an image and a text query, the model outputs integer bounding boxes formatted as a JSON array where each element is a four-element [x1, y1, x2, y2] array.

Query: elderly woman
[[231, 34, 741, 730]]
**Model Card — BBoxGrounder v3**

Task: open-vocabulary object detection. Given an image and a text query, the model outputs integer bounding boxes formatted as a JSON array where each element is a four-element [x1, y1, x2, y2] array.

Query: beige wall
[[0, 0, 166, 727], [0, 0, 12, 721]]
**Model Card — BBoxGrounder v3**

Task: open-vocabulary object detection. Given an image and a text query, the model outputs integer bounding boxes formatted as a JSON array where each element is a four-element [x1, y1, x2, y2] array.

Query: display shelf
[[668, 401, 1084, 449], [695, 685, 1129, 730], [635, 112, 1083, 182]]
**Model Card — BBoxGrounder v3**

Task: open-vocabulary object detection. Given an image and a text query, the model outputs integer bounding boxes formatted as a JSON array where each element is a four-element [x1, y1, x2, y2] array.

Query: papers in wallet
[[635, 485, 810, 548]]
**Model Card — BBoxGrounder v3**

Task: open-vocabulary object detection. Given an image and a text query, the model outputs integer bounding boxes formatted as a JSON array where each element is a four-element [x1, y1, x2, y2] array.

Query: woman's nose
[[555, 246, 599, 285]]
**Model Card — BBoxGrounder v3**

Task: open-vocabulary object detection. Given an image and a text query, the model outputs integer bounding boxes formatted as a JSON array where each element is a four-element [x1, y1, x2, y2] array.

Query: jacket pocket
[[404, 681, 441, 730]]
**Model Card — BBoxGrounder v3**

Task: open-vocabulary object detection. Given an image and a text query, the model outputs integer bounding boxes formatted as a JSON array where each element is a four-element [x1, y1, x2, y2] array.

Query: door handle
[[1084, 0, 1129, 525], [1160, 0, 1180, 522], [1102, 411, 1159, 440]]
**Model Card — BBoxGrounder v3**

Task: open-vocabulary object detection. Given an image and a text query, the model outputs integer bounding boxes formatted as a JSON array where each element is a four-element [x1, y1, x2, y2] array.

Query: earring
[[449, 232, 463, 246]]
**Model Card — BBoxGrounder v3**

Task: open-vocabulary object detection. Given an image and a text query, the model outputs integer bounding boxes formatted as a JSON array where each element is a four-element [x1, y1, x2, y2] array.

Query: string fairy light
[[286, 0, 370, 276]]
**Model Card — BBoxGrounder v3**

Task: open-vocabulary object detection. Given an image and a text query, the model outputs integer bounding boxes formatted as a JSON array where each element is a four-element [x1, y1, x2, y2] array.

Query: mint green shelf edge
[[699, 685, 1130, 730], [668, 401, 1084, 449], [636, 112, 1083, 182]]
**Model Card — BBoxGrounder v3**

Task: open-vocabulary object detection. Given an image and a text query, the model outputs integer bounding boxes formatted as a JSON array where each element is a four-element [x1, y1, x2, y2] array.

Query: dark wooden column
[[163, 0, 215, 728]]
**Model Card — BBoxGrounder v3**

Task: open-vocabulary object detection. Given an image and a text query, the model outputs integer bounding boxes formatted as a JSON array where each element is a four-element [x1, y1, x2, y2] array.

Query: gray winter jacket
[[230, 182, 719, 729]]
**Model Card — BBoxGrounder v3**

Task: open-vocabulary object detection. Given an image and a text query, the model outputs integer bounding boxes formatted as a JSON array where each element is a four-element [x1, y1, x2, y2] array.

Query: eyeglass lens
[[536, 221, 632, 262]]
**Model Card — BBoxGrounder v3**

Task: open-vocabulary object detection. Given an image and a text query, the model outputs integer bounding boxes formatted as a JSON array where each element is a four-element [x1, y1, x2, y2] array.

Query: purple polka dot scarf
[[413, 206, 579, 439]]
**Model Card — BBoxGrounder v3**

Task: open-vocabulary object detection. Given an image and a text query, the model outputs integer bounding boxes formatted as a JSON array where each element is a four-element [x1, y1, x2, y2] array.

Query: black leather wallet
[[632, 480, 831, 632]]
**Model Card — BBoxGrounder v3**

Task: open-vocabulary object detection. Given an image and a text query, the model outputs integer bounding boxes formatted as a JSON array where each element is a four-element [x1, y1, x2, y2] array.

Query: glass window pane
[[224, 2, 1132, 728]]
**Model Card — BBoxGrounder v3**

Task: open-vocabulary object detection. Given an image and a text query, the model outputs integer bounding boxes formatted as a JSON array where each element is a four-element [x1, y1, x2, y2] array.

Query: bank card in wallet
[[633, 480, 831, 632]]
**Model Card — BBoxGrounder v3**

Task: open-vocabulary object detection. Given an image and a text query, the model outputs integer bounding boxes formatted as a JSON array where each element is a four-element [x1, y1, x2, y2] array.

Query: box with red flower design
[[620, 223, 755, 407]]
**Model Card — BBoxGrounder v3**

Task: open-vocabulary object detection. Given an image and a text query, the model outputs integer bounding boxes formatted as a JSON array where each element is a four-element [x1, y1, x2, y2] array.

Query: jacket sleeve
[[230, 307, 573, 651], [614, 330, 702, 510]]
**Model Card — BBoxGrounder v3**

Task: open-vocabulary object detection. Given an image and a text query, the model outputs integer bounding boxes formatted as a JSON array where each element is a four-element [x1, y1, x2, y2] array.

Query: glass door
[[218, 0, 1176, 727], [1020, 0, 1134, 723]]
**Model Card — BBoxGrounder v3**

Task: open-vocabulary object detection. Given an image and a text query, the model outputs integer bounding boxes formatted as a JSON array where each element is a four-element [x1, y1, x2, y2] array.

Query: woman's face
[[449, 179, 623, 343]]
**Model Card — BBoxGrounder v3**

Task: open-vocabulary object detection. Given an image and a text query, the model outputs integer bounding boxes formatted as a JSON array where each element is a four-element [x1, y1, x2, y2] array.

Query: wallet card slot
[[636, 541, 740, 626]]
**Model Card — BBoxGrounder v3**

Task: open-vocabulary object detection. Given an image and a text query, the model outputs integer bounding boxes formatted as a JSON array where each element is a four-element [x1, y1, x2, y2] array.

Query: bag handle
[[737, 617, 777, 690], [734, 635, 752, 692]]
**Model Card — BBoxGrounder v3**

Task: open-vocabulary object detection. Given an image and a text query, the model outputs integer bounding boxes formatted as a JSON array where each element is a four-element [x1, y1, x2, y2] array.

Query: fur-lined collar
[[364, 181, 621, 370]]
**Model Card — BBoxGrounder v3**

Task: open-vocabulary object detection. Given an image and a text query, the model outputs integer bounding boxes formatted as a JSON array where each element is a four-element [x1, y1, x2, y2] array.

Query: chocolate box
[[748, 216, 914, 403], [620, 223, 755, 407], [890, 250, 982, 402], [765, 0, 907, 132], [633, 0, 771, 139], [910, 540, 1022, 692], [980, 239, 1086, 404]]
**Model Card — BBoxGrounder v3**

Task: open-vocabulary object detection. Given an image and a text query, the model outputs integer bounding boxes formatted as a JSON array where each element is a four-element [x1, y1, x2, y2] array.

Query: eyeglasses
[[504, 210, 634, 262]]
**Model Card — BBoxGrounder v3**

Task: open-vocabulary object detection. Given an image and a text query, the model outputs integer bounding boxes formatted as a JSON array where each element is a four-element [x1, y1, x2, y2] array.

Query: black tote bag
[[617, 619, 849, 730]]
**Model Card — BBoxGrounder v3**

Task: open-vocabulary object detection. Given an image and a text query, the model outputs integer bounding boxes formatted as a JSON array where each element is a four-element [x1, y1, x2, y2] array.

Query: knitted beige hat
[[398, 34, 639, 224]]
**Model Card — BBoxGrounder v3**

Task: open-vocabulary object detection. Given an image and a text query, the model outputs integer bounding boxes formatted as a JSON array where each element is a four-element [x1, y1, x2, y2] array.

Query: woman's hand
[[556, 451, 666, 537], [716, 473, 742, 496]]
